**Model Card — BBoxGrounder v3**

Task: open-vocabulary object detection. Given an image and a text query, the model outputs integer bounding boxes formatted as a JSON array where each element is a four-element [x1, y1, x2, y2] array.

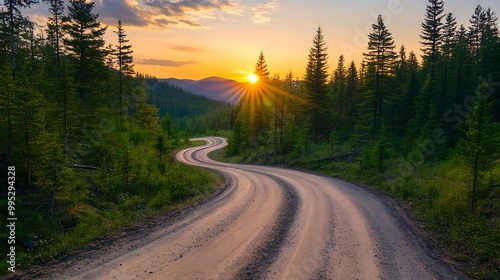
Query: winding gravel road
[[33, 137, 466, 279]]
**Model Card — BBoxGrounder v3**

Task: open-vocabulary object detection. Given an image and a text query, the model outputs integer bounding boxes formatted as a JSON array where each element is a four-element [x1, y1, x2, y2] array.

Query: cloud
[[95, 0, 152, 27], [168, 44, 208, 53], [155, 18, 179, 26], [29, 0, 276, 30], [179, 19, 204, 28], [94, 0, 243, 29], [143, 0, 220, 16], [136, 59, 200, 67], [251, 0, 279, 24]]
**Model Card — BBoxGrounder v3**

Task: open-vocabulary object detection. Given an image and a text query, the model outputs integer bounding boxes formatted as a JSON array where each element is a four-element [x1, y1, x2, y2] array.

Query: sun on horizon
[[248, 73, 259, 84]]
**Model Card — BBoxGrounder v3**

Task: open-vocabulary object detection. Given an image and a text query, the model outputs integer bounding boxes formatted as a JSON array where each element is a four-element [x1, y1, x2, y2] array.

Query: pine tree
[[469, 5, 484, 54], [0, 10, 9, 64], [345, 61, 358, 135], [305, 26, 330, 144], [400, 51, 420, 131], [113, 19, 134, 117], [43, 0, 72, 157], [453, 25, 470, 103], [43, 0, 64, 67], [254, 50, 270, 81], [420, 0, 445, 80], [459, 82, 500, 212], [395, 45, 407, 83], [440, 13, 457, 112], [130, 79, 158, 128], [114, 20, 134, 76], [247, 51, 271, 143], [478, 8, 499, 77], [160, 113, 173, 140], [3, 0, 37, 77], [467, 6, 499, 76], [363, 15, 397, 135], [391, 45, 409, 132], [63, 0, 107, 108], [332, 55, 347, 136]]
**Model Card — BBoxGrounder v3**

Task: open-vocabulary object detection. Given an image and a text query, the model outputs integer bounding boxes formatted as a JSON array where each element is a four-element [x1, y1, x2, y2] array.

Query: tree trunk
[[9, 0, 16, 78], [24, 88, 32, 186], [471, 97, 483, 212], [51, 164, 57, 214]]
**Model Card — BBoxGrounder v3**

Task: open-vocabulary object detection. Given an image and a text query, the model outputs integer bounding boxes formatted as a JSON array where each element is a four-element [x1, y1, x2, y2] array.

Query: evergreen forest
[[146, 79, 233, 136]]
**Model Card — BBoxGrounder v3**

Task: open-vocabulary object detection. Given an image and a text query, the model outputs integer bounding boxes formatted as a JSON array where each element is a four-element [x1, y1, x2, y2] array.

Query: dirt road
[[26, 137, 466, 279]]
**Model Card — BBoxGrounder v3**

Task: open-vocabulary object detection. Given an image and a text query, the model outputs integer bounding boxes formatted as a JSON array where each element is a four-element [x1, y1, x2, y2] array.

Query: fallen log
[[309, 149, 360, 163], [69, 164, 98, 171]]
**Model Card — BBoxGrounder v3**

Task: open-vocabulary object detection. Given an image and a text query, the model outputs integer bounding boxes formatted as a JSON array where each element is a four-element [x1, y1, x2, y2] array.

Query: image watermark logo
[[6, 166, 17, 273]]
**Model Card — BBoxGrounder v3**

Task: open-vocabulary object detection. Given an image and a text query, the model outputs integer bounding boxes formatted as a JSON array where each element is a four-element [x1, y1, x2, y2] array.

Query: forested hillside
[[162, 77, 243, 104], [226, 1, 499, 277], [0, 0, 219, 273], [146, 80, 233, 135]]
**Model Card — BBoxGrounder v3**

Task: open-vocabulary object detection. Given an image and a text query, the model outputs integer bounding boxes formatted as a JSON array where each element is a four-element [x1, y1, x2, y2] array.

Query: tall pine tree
[[113, 19, 134, 117], [331, 55, 347, 136], [363, 15, 397, 135], [440, 12, 457, 113], [420, 0, 445, 80], [63, 0, 107, 112], [345, 61, 358, 136], [3, 0, 37, 77], [468, 5, 485, 55], [254, 50, 270, 81], [305, 26, 330, 144], [43, 0, 64, 67]]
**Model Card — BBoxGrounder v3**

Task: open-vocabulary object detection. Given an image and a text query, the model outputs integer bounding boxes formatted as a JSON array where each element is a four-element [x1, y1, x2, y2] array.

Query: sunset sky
[[27, 0, 500, 82]]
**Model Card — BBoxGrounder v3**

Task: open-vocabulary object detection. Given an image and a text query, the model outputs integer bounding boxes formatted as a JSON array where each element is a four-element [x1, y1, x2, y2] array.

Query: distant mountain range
[[159, 76, 246, 104]]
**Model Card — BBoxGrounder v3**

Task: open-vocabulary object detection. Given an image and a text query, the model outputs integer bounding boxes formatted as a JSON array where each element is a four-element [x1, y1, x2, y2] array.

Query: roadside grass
[[211, 143, 499, 279], [1, 140, 223, 275]]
